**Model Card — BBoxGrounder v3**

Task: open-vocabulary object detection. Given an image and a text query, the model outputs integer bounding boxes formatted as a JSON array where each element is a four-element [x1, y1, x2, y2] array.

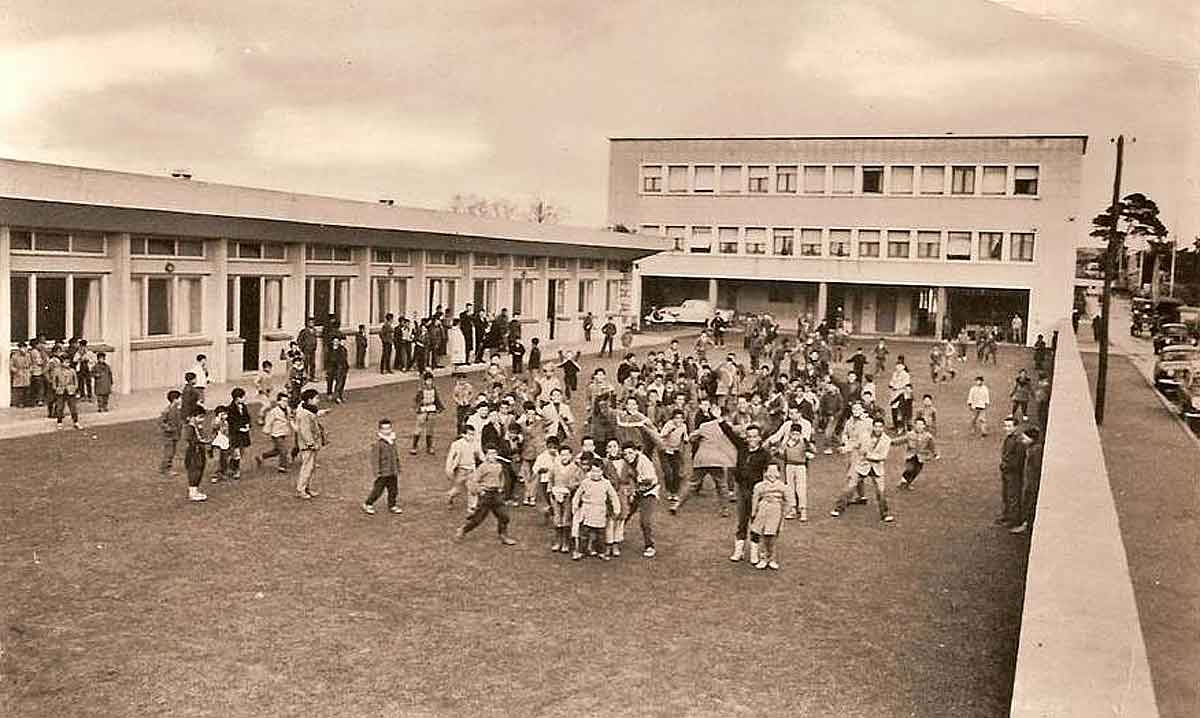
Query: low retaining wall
[[1010, 322, 1158, 716]]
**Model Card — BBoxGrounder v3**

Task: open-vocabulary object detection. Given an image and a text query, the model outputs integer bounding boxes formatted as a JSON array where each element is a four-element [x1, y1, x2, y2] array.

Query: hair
[[923, 393, 933, 400], [262, 360, 272, 369], [97, 352, 107, 359], [1024, 426, 1041, 441], [188, 405, 207, 419], [167, 390, 182, 402], [423, 371, 434, 380], [301, 388, 319, 401], [522, 400, 536, 410], [275, 392, 289, 401], [215, 405, 229, 417], [184, 372, 197, 382], [531, 338, 540, 345], [231, 387, 246, 399], [1003, 415, 1016, 424], [196, 354, 207, 361], [621, 441, 639, 451], [378, 417, 392, 427], [975, 376, 985, 382], [545, 435, 560, 448]]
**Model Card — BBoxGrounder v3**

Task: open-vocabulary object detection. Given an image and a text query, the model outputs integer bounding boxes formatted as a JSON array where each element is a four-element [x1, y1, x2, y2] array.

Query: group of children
[[9, 337, 115, 428]]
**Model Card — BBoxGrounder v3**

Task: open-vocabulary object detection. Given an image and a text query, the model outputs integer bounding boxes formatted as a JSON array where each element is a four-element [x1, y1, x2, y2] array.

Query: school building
[[0, 159, 665, 408], [609, 134, 1087, 344]]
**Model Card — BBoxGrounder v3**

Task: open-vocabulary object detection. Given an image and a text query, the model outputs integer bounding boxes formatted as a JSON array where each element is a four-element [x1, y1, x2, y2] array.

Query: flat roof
[[0, 158, 667, 253], [610, 133, 1088, 151]]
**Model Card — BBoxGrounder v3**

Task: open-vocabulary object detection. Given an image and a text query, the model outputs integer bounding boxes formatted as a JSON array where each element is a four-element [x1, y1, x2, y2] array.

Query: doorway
[[875, 288, 897, 334], [239, 276, 261, 372], [547, 279, 560, 340]]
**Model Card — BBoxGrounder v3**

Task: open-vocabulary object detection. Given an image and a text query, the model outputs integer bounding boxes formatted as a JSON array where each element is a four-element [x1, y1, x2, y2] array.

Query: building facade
[[609, 135, 1087, 344], [1, 159, 663, 408]]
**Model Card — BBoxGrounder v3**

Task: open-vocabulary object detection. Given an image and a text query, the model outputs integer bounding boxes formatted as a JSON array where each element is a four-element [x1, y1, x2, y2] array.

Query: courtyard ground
[[1, 337, 1035, 718]]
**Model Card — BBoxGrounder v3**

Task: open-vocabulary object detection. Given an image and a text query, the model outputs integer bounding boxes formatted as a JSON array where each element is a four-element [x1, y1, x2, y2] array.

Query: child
[[92, 352, 114, 412], [256, 392, 292, 473], [182, 406, 209, 503], [452, 373, 475, 436], [750, 463, 793, 569], [355, 325, 369, 370], [775, 422, 813, 522], [527, 337, 542, 374], [571, 460, 620, 560], [915, 394, 938, 435], [210, 406, 232, 483], [254, 360, 275, 423], [363, 417, 403, 515], [658, 408, 690, 504], [227, 388, 253, 479], [411, 371, 443, 455], [516, 400, 546, 506], [158, 390, 184, 477], [444, 424, 482, 516], [559, 350, 581, 399], [967, 376, 991, 437], [50, 357, 81, 430], [1010, 368, 1032, 422], [531, 435, 561, 519], [454, 447, 518, 545], [547, 445, 581, 552], [510, 336, 526, 374], [897, 417, 938, 490]]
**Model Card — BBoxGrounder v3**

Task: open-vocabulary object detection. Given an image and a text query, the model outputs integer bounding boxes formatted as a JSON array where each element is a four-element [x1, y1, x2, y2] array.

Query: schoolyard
[[0, 336, 1036, 718]]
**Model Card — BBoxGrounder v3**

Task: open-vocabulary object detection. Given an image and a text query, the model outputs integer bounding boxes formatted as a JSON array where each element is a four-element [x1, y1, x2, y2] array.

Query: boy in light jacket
[[362, 417, 403, 515]]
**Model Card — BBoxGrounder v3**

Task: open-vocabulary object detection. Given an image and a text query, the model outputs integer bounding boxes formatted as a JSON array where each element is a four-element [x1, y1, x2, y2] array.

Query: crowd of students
[[8, 336, 114, 428]]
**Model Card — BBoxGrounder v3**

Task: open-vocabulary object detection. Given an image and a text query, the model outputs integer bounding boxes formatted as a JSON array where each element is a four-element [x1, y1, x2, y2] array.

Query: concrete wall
[[1009, 324, 1158, 717]]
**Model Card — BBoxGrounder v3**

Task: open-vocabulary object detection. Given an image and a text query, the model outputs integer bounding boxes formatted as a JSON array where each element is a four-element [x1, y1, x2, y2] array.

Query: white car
[[644, 299, 735, 326]]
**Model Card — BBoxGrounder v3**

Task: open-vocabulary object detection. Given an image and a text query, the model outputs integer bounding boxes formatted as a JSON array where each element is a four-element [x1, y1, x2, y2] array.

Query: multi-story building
[[609, 134, 1087, 344], [0, 159, 664, 408]]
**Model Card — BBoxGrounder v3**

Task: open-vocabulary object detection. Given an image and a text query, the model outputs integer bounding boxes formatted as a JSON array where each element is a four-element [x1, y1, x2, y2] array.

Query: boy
[[830, 418, 895, 523], [897, 416, 938, 490], [516, 400, 547, 506], [546, 445, 582, 552], [559, 350, 581, 399], [92, 352, 114, 412], [510, 336, 526, 375], [190, 354, 210, 405], [531, 435, 561, 520], [1010, 368, 1032, 422], [571, 460, 620, 560], [363, 418, 404, 515], [967, 376, 991, 437], [527, 337, 542, 374], [254, 360, 275, 422], [454, 447, 518, 545], [182, 406, 209, 502], [50, 357, 81, 430], [354, 324, 369, 370], [159, 390, 184, 477], [452, 373, 475, 436], [444, 424, 483, 515], [411, 371, 443, 455], [658, 408, 689, 504], [256, 392, 293, 473], [915, 394, 938, 435]]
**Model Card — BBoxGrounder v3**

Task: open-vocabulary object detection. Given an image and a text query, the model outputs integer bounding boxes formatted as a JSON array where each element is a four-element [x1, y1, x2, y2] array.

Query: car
[[644, 299, 735, 326], [1152, 322, 1198, 354], [1130, 297, 1154, 337], [1152, 345, 1200, 393], [1173, 372, 1200, 432]]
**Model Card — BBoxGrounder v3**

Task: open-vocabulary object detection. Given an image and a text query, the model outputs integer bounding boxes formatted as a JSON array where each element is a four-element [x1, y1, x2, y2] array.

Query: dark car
[[1153, 345, 1200, 393], [1173, 371, 1200, 432], [1153, 323, 1197, 354], [1130, 297, 1154, 336]]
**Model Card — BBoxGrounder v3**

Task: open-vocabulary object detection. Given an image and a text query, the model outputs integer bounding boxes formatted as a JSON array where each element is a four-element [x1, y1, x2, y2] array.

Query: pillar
[[0, 226, 11, 407], [816, 281, 829, 322], [629, 262, 643, 330], [499, 256, 515, 313], [207, 238, 229, 384], [410, 251, 426, 319], [283, 242, 306, 331], [936, 286, 949, 340], [354, 246, 371, 326], [462, 251, 476, 314], [708, 278, 719, 306], [111, 233, 134, 395]]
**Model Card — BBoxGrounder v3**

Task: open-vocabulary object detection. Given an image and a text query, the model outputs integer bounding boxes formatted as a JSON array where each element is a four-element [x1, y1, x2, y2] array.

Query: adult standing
[[997, 416, 1027, 528], [718, 420, 772, 565], [294, 388, 326, 500], [397, 316, 413, 372], [1011, 314, 1024, 345], [28, 339, 47, 407], [379, 314, 395, 374], [473, 308, 488, 363], [495, 309, 511, 354], [297, 319, 318, 381], [601, 317, 618, 358], [327, 336, 350, 403], [448, 319, 468, 366], [711, 314, 726, 346], [427, 318, 445, 369], [1009, 426, 1044, 534], [458, 303, 476, 361], [507, 313, 522, 351], [9, 342, 31, 407], [582, 312, 595, 343]]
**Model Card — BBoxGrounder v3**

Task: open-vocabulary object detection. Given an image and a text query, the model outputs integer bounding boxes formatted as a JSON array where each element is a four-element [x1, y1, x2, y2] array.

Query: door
[[240, 277, 261, 372], [547, 279, 559, 340], [876, 288, 897, 334]]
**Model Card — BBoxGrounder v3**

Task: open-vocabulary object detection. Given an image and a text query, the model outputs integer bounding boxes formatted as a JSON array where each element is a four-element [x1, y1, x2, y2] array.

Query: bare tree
[[527, 196, 562, 224], [449, 193, 564, 224]]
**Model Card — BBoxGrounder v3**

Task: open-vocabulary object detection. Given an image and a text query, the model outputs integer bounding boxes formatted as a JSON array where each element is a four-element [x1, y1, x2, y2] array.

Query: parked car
[[644, 299, 735, 326], [1152, 322, 1198, 354], [1173, 372, 1200, 432], [1130, 297, 1154, 337], [1152, 345, 1200, 393]]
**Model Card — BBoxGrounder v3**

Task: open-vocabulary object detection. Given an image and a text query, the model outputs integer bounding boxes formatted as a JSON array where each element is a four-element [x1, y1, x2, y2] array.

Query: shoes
[[453, 527, 465, 541], [571, 551, 583, 560], [558, 545, 570, 554], [822, 448, 834, 455], [829, 509, 842, 518], [296, 491, 313, 500], [307, 490, 320, 498], [255, 456, 263, 469], [643, 547, 656, 558], [362, 503, 376, 515], [851, 497, 868, 505], [409, 449, 418, 455], [668, 501, 679, 515], [1008, 522, 1028, 534], [612, 545, 621, 557], [549, 543, 561, 552], [729, 539, 745, 562], [389, 506, 404, 515], [754, 560, 768, 570], [188, 488, 207, 502], [799, 508, 808, 522], [499, 535, 517, 546], [882, 515, 895, 523], [768, 560, 780, 570], [784, 511, 797, 520], [601, 554, 611, 561], [211, 476, 222, 484]]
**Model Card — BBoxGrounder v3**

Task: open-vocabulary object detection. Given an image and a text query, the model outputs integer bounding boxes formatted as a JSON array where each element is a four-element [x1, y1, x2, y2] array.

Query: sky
[[1, 0, 1197, 241]]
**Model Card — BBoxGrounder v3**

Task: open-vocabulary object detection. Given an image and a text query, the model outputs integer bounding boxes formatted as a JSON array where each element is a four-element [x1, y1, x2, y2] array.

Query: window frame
[[978, 231, 1005, 261], [717, 227, 740, 255], [1010, 232, 1036, 262], [950, 166, 977, 195], [747, 165, 770, 194], [641, 165, 663, 193], [772, 228, 795, 257], [693, 165, 716, 193], [861, 166, 884, 194], [920, 165, 946, 195], [856, 229, 881, 258], [775, 165, 798, 193], [799, 228, 823, 257], [828, 229, 852, 258], [1014, 166, 1040, 196], [743, 227, 768, 255], [889, 166, 915, 195], [946, 231, 973, 261], [886, 229, 912, 259]]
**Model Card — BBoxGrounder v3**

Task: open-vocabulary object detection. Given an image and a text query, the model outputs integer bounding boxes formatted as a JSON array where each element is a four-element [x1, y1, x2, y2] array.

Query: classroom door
[[876, 289, 897, 334], [240, 277, 261, 372], [547, 279, 560, 340]]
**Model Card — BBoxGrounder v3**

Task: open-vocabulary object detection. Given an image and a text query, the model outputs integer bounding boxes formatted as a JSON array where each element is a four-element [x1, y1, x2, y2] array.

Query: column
[[537, 258, 550, 337], [0, 226, 10, 407], [410, 251, 427, 319], [207, 238, 229, 384], [629, 262, 643, 330], [708, 278, 719, 305], [354, 246, 371, 326], [936, 286, 949, 340], [461, 251, 475, 314], [816, 281, 829, 322], [499, 256, 515, 313], [284, 243, 306, 332], [110, 233, 134, 395]]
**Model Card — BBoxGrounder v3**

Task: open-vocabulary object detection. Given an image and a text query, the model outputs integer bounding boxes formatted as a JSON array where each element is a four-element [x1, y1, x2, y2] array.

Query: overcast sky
[[1, 0, 1197, 239]]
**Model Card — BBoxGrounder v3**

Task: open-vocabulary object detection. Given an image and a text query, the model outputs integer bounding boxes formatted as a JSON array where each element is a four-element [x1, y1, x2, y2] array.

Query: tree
[[526, 197, 562, 224], [448, 193, 519, 220], [1090, 192, 1169, 295]]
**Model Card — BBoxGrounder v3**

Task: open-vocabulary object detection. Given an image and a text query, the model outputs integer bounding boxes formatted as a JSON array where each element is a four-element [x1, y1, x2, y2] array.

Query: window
[[920, 166, 945, 195], [719, 165, 742, 193], [606, 259, 630, 273], [665, 226, 687, 250], [473, 278, 498, 311], [832, 166, 855, 194], [718, 227, 739, 254], [1014, 166, 1039, 195], [146, 277, 173, 336], [979, 232, 1004, 261], [177, 239, 204, 257], [71, 232, 105, 254], [10, 273, 105, 342], [951, 166, 976, 195], [800, 229, 823, 257], [579, 258, 596, 270], [10, 230, 32, 251], [35, 232, 70, 252], [130, 235, 204, 257], [772, 228, 794, 256], [982, 166, 1007, 195], [694, 165, 715, 193], [744, 228, 767, 255], [767, 284, 792, 303], [667, 165, 689, 192], [307, 277, 351, 325], [862, 166, 883, 194], [577, 279, 596, 312], [427, 250, 460, 266], [370, 277, 407, 323], [131, 275, 203, 338], [426, 278, 457, 315], [605, 279, 621, 312], [548, 257, 571, 270], [473, 253, 500, 267], [514, 255, 539, 269], [829, 229, 851, 258], [803, 165, 826, 194], [772, 229, 792, 256], [1010, 232, 1035, 261], [37, 276, 67, 339], [306, 244, 353, 262], [776, 166, 797, 193], [642, 165, 663, 193], [225, 277, 236, 332], [889, 166, 914, 194], [72, 276, 102, 338], [372, 248, 411, 264], [857, 230, 881, 258], [179, 277, 203, 335], [263, 277, 284, 330], [947, 232, 972, 260], [639, 225, 662, 236], [552, 280, 567, 316], [235, 242, 262, 259], [10, 274, 29, 341], [512, 279, 535, 316], [748, 166, 769, 193], [886, 230, 911, 258], [690, 226, 713, 254], [917, 231, 942, 259]]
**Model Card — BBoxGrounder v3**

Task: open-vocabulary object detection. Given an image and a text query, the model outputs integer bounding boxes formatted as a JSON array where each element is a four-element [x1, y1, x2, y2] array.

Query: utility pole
[[1095, 134, 1125, 425]]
